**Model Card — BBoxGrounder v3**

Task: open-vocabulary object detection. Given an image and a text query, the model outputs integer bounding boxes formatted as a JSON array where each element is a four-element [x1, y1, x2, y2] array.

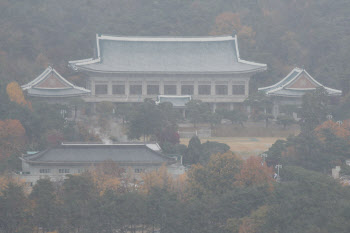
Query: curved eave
[[267, 90, 342, 98], [26, 93, 90, 98], [70, 64, 267, 75], [23, 160, 175, 166]]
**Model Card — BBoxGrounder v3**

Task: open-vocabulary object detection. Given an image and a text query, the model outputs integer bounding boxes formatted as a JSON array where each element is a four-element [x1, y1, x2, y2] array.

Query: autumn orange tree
[[90, 161, 124, 195], [187, 151, 242, 197], [235, 156, 274, 191], [315, 120, 350, 141], [6, 81, 31, 108], [0, 119, 26, 160], [210, 12, 256, 44], [141, 164, 174, 194]]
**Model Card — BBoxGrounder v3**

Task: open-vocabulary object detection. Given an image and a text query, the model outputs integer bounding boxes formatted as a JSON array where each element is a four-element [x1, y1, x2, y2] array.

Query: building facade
[[19, 143, 182, 185], [259, 67, 342, 118], [69, 34, 266, 111]]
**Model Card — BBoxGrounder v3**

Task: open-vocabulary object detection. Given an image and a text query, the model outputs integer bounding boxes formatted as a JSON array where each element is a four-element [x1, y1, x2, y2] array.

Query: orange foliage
[[211, 12, 255, 43], [6, 82, 31, 109], [315, 120, 350, 141], [235, 156, 274, 190], [0, 175, 25, 195], [211, 12, 241, 35], [238, 218, 255, 233], [0, 119, 26, 159], [141, 164, 174, 194], [90, 161, 124, 195]]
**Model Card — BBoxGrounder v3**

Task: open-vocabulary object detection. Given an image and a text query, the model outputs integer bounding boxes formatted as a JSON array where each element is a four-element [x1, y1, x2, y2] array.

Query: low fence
[[178, 129, 211, 138]]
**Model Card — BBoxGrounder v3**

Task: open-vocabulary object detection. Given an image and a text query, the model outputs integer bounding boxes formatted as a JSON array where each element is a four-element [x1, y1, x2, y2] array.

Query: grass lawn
[[180, 137, 284, 159]]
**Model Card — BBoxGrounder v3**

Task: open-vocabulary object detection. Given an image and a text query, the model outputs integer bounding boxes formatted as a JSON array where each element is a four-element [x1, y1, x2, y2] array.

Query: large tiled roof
[[258, 67, 342, 97], [21, 66, 90, 98], [69, 34, 266, 74], [22, 144, 174, 165]]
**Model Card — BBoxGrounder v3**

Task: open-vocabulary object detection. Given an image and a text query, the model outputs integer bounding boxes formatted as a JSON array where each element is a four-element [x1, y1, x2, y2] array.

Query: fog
[[0, 1, 350, 232]]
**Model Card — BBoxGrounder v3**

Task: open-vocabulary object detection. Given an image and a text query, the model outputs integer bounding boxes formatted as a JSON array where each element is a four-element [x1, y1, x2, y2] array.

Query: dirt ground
[[180, 137, 285, 159]]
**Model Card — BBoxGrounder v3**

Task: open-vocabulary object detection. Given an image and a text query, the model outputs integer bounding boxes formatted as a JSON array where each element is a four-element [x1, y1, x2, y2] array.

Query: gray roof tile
[[24, 144, 173, 165], [69, 35, 266, 73]]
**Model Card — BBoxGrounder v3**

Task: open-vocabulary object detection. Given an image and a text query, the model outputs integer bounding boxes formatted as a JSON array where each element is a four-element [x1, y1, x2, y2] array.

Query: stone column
[[160, 79, 164, 95], [247, 105, 251, 118], [228, 79, 233, 96], [177, 81, 181, 96], [245, 79, 249, 97], [108, 80, 112, 95], [142, 80, 147, 96], [273, 102, 279, 119], [91, 79, 95, 96], [230, 103, 234, 111], [212, 103, 217, 113], [125, 80, 130, 95], [211, 80, 215, 96], [194, 80, 198, 96]]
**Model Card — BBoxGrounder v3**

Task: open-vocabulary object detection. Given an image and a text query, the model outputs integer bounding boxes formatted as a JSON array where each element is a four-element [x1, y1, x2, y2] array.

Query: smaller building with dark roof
[[259, 67, 342, 118], [19, 143, 180, 185]]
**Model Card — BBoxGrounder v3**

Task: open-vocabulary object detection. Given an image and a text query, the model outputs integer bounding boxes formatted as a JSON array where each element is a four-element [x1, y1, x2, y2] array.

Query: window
[[181, 85, 194, 95], [164, 85, 176, 95], [78, 168, 88, 174], [59, 169, 70, 174], [95, 84, 108, 95], [147, 85, 159, 95], [215, 85, 228, 95], [112, 85, 125, 95], [198, 85, 211, 95], [232, 85, 245, 95], [130, 85, 142, 95], [39, 169, 50, 174]]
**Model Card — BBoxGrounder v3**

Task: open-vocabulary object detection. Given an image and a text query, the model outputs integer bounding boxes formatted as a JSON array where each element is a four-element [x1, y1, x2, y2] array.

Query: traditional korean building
[[259, 67, 342, 118], [21, 66, 90, 101], [69, 34, 266, 111], [18, 143, 182, 185]]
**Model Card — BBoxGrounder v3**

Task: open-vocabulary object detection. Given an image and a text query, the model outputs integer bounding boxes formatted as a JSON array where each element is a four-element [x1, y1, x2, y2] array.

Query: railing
[[178, 129, 211, 138]]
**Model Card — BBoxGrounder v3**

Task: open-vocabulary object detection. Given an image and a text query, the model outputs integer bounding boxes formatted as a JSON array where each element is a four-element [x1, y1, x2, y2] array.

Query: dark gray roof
[[258, 67, 342, 97], [23, 144, 173, 165], [22, 66, 90, 98], [69, 35, 266, 74]]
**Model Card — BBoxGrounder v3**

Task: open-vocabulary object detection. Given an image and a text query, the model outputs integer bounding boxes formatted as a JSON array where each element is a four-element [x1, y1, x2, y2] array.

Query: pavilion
[[21, 66, 90, 100], [259, 67, 342, 118]]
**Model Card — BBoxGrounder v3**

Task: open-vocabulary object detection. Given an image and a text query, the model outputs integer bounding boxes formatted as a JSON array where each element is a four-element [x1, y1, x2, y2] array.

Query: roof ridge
[[98, 34, 236, 41]]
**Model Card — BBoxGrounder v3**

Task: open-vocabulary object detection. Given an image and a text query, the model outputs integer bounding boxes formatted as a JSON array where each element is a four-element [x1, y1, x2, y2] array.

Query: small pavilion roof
[[258, 67, 342, 97], [156, 95, 191, 108], [68, 34, 266, 74], [21, 143, 174, 166], [22, 66, 90, 98]]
